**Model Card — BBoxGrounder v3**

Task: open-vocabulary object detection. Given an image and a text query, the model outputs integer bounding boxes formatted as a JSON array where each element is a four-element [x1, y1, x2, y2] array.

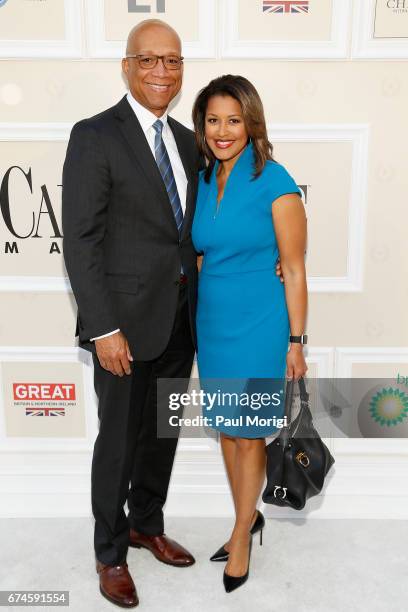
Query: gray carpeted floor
[[0, 517, 407, 611]]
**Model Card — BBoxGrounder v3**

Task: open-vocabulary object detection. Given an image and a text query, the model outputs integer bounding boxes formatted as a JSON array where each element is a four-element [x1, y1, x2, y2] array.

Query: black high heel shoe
[[210, 509, 264, 562], [223, 533, 253, 593]]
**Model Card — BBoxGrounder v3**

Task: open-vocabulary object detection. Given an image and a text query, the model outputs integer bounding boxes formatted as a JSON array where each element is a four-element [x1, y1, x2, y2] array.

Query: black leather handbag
[[262, 376, 335, 510]]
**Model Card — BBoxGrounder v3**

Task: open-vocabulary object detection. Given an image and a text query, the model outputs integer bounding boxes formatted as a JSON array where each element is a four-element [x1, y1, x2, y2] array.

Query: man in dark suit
[[62, 19, 202, 608]]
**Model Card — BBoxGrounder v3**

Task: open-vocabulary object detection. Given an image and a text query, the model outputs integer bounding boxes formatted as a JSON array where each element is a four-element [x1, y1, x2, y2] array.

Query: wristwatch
[[289, 334, 308, 345]]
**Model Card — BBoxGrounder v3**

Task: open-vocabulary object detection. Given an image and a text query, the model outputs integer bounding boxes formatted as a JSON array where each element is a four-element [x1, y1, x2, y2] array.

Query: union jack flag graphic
[[263, 1, 309, 13], [26, 407, 65, 416]]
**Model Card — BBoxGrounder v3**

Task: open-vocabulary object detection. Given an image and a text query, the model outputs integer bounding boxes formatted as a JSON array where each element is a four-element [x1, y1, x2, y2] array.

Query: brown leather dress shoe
[[96, 560, 139, 608], [129, 529, 195, 567]]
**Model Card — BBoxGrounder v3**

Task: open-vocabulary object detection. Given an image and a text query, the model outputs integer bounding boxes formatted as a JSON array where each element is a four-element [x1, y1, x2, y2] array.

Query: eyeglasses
[[126, 54, 184, 70]]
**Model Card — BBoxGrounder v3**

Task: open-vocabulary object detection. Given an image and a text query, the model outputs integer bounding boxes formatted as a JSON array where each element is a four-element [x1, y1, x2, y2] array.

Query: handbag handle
[[283, 376, 309, 424]]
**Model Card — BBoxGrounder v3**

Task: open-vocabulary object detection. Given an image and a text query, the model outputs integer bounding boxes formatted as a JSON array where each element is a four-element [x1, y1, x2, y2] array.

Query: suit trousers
[[91, 283, 195, 565]]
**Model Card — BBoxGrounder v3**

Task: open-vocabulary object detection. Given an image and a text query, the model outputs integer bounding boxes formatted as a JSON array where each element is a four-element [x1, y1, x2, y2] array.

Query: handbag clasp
[[295, 451, 310, 468], [273, 485, 287, 499]]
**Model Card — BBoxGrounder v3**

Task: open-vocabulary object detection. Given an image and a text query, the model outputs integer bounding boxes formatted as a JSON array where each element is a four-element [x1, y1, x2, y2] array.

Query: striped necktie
[[152, 119, 183, 234]]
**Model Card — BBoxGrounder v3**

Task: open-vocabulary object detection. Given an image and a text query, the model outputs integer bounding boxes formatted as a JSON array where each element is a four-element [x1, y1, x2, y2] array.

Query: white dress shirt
[[90, 91, 188, 342]]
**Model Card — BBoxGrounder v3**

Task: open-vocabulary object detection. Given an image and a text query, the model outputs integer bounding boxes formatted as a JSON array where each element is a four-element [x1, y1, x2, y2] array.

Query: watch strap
[[289, 334, 308, 345]]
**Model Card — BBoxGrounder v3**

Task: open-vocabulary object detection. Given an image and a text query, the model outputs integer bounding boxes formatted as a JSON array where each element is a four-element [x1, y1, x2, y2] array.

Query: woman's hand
[[286, 344, 308, 381], [275, 258, 284, 283]]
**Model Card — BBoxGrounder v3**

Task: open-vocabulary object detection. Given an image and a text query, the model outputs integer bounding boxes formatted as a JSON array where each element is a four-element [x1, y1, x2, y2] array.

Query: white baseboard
[[0, 445, 407, 520]]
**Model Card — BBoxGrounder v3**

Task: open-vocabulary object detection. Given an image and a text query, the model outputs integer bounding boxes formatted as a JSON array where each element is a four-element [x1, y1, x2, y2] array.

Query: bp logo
[[368, 387, 408, 427], [358, 384, 408, 437], [0, 0, 9, 7]]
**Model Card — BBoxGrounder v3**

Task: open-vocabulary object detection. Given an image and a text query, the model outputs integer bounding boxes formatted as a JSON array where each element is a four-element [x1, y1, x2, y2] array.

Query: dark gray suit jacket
[[62, 95, 203, 360]]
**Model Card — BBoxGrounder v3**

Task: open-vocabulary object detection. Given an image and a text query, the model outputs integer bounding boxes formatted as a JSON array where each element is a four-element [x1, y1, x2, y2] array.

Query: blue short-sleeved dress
[[191, 142, 303, 438]]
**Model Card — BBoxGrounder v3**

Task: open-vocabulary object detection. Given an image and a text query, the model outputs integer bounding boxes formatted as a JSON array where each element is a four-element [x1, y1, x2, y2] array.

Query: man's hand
[[95, 331, 133, 376], [276, 258, 284, 283]]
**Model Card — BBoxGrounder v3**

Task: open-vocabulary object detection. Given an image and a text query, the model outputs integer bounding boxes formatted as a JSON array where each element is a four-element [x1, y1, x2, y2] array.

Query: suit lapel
[[114, 96, 178, 234], [114, 96, 197, 240], [167, 116, 197, 241]]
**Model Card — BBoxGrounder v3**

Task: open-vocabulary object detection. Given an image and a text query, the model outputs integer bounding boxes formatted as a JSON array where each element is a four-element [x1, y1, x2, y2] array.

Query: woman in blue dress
[[191, 75, 308, 592]]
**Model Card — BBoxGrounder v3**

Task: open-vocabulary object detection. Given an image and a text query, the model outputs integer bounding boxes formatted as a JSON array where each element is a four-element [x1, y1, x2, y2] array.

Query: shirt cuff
[[90, 329, 120, 341]]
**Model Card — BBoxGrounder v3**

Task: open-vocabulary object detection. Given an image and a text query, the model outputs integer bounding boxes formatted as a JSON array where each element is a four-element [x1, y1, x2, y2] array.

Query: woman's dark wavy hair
[[192, 74, 275, 183]]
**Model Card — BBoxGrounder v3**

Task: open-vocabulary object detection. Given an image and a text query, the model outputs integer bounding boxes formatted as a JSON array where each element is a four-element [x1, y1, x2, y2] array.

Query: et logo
[[128, 0, 166, 12]]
